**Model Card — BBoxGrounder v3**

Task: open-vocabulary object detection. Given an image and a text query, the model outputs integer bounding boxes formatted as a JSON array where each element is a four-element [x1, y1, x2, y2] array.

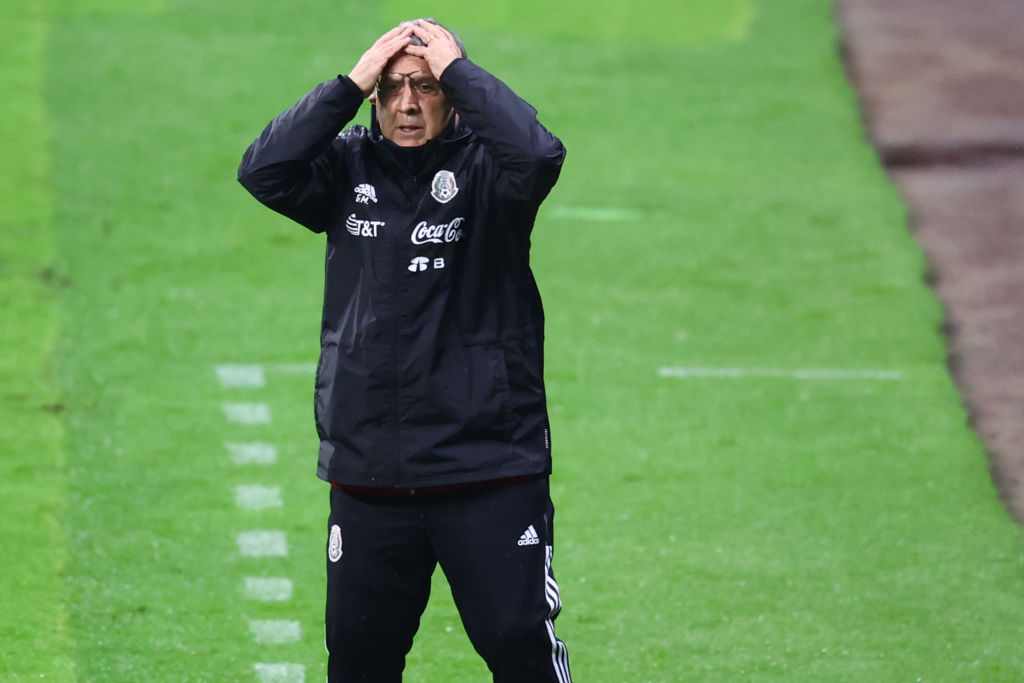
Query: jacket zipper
[[390, 199, 403, 485], [390, 171, 420, 485]]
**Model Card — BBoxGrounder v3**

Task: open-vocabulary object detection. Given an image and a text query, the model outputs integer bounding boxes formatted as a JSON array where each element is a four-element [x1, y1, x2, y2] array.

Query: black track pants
[[325, 476, 572, 682]]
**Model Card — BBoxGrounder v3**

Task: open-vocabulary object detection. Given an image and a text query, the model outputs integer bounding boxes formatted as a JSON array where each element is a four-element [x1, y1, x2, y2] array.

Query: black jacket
[[238, 58, 566, 488]]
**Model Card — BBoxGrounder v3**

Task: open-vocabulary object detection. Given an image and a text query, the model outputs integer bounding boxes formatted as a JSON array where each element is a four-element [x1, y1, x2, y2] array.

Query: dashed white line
[[244, 577, 293, 602], [249, 619, 302, 644], [223, 402, 272, 425], [270, 363, 318, 375], [548, 205, 642, 222], [215, 364, 267, 388], [235, 485, 283, 511], [218, 363, 304, 679], [226, 442, 278, 465], [253, 662, 306, 682], [656, 366, 904, 381], [236, 530, 288, 558]]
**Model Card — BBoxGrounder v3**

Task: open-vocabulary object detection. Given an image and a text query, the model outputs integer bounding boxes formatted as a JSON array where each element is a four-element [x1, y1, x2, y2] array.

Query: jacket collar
[[368, 105, 470, 175]]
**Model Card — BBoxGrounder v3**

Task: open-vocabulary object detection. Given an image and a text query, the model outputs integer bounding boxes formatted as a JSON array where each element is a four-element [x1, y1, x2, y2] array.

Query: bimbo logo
[[347, 214, 385, 238], [410, 216, 465, 245]]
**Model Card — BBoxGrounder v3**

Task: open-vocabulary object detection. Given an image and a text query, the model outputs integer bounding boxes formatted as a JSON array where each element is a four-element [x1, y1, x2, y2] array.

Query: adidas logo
[[517, 525, 540, 546]]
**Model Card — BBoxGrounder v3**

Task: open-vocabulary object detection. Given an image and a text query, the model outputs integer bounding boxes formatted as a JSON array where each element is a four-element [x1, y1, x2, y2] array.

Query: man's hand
[[348, 24, 414, 97], [405, 21, 462, 80]]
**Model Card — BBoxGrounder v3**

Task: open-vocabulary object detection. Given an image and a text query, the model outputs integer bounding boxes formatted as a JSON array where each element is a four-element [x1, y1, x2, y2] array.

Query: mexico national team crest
[[328, 524, 343, 563], [430, 170, 459, 204]]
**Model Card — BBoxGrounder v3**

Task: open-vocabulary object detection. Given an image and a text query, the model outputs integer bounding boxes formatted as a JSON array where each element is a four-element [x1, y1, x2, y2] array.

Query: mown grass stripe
[[0, 0, 75, 679]]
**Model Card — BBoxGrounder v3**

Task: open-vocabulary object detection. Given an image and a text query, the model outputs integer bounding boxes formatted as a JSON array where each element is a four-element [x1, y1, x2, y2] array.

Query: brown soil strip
[[837, 0, 1024, 523]]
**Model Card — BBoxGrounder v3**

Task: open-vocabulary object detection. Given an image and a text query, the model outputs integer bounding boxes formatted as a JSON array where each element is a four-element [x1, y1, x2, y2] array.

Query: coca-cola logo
[[410, 216, 465, 245]]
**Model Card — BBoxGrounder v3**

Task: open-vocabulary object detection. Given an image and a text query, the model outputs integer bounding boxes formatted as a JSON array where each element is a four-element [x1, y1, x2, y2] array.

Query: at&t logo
[[347, 213, 385, 238]]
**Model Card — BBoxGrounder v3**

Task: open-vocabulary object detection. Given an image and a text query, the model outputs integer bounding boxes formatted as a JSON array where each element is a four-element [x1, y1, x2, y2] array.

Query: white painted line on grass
[[657, 366, 904, 381], [226, 442, 278, 465], [236, 530, 288, 558], [548, 206, 643, 222], [222, 402, 272, 425], [215, 364, 266, 388], [244, 577, 293, 602], [249, 619, 302, 644], [270, 363, 318, 375], [253, 662, 305, 683], [235, 485, 283, 511]]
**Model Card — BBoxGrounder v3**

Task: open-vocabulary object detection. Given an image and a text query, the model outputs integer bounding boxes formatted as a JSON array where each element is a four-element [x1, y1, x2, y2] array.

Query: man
[[238, 19, 570, 682]]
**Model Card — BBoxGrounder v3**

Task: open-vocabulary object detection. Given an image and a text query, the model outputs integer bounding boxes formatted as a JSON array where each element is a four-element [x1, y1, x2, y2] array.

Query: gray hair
[[401, 18, 467, 58]]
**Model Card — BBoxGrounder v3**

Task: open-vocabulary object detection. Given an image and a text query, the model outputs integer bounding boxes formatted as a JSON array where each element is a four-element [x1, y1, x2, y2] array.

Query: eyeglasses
[[377, 70, 442, 100]]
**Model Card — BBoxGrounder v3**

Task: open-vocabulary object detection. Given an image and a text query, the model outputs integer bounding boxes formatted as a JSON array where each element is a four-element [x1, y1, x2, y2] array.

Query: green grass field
[[3, 0, 1023, 680]]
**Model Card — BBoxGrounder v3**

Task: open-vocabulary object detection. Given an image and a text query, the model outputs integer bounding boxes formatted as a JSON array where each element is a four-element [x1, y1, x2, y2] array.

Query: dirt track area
[[837, 0, 1024, 523]]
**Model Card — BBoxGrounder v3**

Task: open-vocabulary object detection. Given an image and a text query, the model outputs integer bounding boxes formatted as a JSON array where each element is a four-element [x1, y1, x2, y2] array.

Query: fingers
[[409, 21, 448, 48], [406, 21, 461, 78], [372, 23, 413, 51], [372, 24, 413, 60], [349, 25, 413, 97]]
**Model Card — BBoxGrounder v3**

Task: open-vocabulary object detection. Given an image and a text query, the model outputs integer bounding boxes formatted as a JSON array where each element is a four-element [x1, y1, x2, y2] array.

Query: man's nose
[[397, 82, 419, 110]]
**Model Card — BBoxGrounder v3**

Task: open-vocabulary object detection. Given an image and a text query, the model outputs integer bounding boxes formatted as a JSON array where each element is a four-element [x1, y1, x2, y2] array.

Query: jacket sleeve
[[439, 59, 566, 203], [237, 76, 365, 232]]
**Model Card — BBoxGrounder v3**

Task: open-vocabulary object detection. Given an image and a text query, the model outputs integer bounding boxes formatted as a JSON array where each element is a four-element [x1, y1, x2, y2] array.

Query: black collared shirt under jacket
[[238, 58, 566, 488]]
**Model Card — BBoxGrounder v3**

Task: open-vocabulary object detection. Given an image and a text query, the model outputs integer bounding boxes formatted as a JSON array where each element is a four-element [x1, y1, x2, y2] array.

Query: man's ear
[[368, 86, 377, 105]]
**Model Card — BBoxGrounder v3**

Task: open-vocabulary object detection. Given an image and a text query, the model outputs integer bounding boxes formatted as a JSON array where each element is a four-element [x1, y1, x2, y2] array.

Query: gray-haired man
[[239, 20, 571, 681]]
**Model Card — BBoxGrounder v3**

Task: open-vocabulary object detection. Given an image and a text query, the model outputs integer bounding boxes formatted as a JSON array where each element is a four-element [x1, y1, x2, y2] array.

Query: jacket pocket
[[422, 342, 516, 440]]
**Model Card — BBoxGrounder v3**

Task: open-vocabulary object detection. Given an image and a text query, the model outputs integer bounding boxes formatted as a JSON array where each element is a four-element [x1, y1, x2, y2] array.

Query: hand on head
[[348, 24, 414, 97], [349, 21, 462, 99], [404, 20, 462, 79]]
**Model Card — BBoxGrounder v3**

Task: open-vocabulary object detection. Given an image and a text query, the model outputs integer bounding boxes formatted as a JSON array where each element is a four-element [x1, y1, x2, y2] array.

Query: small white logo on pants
[[328, 524, 343, 562], [518, 525, 540, 546]]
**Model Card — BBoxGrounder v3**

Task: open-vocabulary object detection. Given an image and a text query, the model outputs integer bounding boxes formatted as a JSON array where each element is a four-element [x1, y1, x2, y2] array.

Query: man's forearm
[[237, 75, 364, 230], [439, 59, 565, 198]]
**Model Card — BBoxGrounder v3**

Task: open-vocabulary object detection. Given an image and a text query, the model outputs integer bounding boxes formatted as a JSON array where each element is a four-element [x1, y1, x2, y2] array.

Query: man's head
[[375, 19, 466, 147]]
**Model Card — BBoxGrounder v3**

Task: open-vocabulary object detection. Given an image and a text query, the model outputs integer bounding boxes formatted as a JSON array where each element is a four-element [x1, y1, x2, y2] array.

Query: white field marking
[[235, 485, 283, 511], [244, 577, 293, 602], [236, 530, 288, 557], [656, 366, 905, 381], [253, 663, 305, 683], [547, 205, 643, 222], [249, 619, 302, 644], [270, 363, 318, 375], [215, 364, 266, 388], [222, 402, 272, 425], [226, 442, 278, 465]]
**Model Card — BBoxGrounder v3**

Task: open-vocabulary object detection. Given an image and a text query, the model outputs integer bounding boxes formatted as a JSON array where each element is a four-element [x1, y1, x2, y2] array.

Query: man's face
[[376, 55, 453, 147]]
